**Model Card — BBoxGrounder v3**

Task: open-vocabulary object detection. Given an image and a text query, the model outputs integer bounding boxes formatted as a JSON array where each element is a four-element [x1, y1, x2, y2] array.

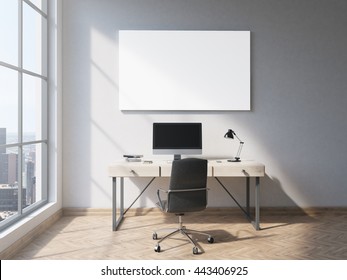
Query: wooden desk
[[108, 159, 265, 231]]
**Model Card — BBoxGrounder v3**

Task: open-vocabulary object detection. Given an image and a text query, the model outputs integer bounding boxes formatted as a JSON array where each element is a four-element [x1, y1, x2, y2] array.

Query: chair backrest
[[167, 158, 208, 213]]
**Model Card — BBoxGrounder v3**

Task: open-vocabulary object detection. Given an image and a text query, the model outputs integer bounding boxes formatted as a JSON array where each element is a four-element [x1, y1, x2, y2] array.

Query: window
[[0, 0, 48, 230]]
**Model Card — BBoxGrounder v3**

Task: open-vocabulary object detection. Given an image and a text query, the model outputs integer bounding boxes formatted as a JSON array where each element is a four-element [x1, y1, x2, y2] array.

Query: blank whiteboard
[[119, 30, 250, 111]]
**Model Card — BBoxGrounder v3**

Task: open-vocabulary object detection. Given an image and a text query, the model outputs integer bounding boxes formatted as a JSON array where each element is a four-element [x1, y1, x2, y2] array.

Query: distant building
[[0, 128, 6, 154], [0, 128, 19, 185], [0, 186, 27, 211], [0, 153, 18, 184], [26, 160, 36, 205]]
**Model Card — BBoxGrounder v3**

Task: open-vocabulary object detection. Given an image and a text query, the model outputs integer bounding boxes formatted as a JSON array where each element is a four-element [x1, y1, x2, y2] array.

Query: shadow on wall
[[262, 174, 299, 207]]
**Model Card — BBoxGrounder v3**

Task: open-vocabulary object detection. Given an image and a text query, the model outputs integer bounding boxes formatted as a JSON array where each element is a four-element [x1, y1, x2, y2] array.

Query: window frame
[[0, 0, 49, 231]]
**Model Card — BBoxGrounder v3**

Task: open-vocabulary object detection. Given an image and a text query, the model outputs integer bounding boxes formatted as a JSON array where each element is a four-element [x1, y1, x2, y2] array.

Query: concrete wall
[[62, 0, 347, 208]]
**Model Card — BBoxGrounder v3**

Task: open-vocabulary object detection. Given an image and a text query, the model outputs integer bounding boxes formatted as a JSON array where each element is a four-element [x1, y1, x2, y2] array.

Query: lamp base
[[227, 157, 241, 162]]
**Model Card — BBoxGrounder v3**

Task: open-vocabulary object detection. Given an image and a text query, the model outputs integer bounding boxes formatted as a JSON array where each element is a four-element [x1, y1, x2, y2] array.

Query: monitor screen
[[153, 123, 202, 160]]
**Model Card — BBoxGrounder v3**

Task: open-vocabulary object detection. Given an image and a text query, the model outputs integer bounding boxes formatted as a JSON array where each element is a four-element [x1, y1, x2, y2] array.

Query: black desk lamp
[[224, 129, 244, 162]]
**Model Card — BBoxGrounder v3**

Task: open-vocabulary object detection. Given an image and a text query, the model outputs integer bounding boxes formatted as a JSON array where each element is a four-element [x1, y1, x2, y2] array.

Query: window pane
[[23, 74, 46, 141], [23, 3, 47, 76], [0, 0, 49, 231], [0, 147, 20, 223], [23, 143, 45, 211], [0, 66, 18, 144], [0, 0, 18, 66]]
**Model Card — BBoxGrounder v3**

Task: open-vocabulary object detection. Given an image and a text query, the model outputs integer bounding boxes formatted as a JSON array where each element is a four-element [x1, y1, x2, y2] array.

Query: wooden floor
[[10, 208, 347, 260]]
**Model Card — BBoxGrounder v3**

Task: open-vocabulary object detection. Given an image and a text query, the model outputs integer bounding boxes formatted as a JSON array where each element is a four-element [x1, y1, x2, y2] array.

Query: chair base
[[153, 215, 214, 254]]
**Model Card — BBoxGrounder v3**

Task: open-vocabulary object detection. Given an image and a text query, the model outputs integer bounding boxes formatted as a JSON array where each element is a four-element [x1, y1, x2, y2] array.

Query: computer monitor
[[153, 122, 202, 160]]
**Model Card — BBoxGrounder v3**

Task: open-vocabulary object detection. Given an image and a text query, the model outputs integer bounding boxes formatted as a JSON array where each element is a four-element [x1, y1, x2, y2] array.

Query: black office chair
[[153, 158, 214, 254]]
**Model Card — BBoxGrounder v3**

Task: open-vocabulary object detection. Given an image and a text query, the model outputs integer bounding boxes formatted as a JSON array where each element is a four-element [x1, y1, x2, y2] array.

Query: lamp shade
[[224, 129, 235, 139]]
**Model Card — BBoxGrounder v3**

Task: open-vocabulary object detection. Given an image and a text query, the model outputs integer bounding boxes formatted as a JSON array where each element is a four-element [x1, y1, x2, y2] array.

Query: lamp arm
[[233, 133, 243, 143], [235, 141, 244, 160]]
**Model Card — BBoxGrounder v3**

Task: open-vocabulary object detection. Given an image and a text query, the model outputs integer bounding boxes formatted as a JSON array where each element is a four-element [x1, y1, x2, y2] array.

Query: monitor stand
[[174, 154, 181, 161]]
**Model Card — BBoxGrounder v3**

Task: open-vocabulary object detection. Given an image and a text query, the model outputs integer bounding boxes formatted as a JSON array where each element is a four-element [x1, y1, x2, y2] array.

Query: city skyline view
[[0, 128, 39, 222]]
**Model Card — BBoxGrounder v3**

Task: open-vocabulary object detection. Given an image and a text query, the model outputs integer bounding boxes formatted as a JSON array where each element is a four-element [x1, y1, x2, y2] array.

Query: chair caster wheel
[[193, 247, 199, 254], [152, 233, 158, 240], [208, 237, 214, 243], [154, 245, 161, 252]]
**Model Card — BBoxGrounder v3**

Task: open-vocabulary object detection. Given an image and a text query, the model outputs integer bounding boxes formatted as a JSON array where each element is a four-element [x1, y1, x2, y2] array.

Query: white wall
[[62, 0, 347, 209]]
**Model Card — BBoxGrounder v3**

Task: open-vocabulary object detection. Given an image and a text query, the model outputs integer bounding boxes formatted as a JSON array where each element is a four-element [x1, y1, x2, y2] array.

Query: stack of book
[[123, 155, 143, 162]]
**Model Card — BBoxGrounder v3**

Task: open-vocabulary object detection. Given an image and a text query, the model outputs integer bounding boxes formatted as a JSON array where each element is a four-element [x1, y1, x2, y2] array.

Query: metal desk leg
[[246, 177, 250, 215], [112, 176, 154, 231], [112, 177, 125, 231], [216, 176, 261, 231], [255, 177, 260, 230], [120, 177, 124, 220], [112, 177, 117, 231]]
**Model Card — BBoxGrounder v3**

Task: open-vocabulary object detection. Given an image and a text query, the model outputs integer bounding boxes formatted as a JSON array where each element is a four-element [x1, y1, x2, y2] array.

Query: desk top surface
[[110, 158, 263, 164], [108, 159, 265, 177]]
